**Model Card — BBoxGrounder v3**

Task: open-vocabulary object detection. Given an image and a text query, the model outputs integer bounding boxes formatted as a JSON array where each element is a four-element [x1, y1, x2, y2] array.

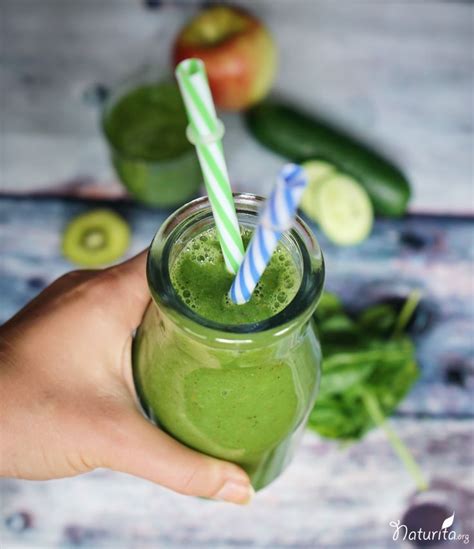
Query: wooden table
[[1, 1, 473, 548]]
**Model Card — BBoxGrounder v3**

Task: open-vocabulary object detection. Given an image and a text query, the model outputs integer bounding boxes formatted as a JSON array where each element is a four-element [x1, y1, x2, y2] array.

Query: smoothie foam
[[170, 227, 300, 325]]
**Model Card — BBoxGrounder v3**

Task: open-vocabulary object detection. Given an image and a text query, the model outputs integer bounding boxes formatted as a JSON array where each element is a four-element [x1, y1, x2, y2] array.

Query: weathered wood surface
[[1, 421, 473, 548], [1, 0, 473, 214]]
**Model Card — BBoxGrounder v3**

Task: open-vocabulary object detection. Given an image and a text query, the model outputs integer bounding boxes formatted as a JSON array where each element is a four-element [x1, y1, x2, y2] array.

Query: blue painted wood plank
[[1, 196, 473, 419]]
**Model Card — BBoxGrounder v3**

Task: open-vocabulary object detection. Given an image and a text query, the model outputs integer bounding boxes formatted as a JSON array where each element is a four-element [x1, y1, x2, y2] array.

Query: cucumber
[[246, 101, 411, 217], [300, 160, 337, 220], [314, 174, 373, 246], [300, 160, 374, 245]]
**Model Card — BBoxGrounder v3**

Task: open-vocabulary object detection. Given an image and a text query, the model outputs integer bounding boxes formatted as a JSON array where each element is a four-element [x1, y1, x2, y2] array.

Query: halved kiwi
[[62, 209, 131, 267]]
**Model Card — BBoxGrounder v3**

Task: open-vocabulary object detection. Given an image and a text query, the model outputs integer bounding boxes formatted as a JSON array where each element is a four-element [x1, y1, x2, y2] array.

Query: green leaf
[[314, 292, 343, 321], [308, 291, 424, 489], [308, 394, 371, 440], [319, 360, 374, 397], [393, 289, 422, 336], [361, 389, 428, 491], [364, 337, 418, 416], [320, 314, 357, 333], [357, 304, 398, 337], [318, 314, 361, 346], [309, 292, 420, 443]]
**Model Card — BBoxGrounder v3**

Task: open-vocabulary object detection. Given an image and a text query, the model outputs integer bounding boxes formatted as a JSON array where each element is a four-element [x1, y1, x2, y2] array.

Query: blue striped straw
[[229, 163, 308, 305]]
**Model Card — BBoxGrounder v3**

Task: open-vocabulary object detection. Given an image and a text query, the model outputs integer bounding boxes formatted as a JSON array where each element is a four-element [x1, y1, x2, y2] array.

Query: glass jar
[[133, 194, 325, 490], [101, 67, 202, 208]]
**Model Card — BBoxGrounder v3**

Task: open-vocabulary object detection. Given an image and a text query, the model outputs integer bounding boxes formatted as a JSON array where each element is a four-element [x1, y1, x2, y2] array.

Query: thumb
[[104, 250, 151, 330], [100, 410, 254, 504]]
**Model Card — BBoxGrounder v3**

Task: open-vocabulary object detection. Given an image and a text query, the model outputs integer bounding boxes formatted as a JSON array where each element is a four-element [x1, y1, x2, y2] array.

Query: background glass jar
[[101, 67, 202, 208], [133, 194, 325, 490]]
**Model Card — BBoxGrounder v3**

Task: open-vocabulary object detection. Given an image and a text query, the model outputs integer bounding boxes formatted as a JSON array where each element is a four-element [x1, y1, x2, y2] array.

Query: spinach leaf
[[308, 291, 427, 490], [314, 292, 343, 321], [357, 304, 398, 337]]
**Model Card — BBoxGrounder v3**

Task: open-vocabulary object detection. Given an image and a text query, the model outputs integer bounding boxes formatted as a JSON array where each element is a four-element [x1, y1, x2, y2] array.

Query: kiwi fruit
[[62, 209, 131, 267]]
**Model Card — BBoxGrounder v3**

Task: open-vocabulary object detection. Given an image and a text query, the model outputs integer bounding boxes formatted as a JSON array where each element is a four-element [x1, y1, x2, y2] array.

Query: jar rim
[[146, 193, 325, 335]]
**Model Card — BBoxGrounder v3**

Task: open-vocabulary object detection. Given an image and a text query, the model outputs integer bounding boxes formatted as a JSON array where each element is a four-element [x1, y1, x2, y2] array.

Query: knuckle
[[179, 465, 201, 495], [76, 271, 119, 306], [51, 269, 96, 297], [178, 458, 225, 497], [92, 269, 123, 294], [55, 269, 86, 286]]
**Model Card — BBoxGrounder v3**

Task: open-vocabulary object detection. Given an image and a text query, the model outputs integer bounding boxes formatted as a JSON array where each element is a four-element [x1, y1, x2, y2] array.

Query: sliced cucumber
[[300, 160, 337, 221], [315, 175, 373, 246], [246, 100, 411, 217]]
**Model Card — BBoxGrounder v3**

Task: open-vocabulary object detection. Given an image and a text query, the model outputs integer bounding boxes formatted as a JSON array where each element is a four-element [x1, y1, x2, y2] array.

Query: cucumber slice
[[300, 160, 337, 221], [315, 175, 373, 246]]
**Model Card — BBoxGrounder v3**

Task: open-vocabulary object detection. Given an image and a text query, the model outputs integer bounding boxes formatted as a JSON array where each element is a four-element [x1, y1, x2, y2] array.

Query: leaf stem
[[361, 389, 428, 491], [393, 289, 422, 337]]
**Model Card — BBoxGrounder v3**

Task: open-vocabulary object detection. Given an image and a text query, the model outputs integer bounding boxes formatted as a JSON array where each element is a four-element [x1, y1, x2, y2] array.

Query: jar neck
[[147, 194, 325, 339]]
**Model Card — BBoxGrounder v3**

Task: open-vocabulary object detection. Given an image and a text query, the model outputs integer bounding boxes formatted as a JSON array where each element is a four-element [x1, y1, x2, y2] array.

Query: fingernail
[[215, 481, 254, 505]]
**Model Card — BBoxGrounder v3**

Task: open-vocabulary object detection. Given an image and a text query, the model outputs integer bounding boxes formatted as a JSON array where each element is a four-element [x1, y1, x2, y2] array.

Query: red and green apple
[[173, 6, 277, 111]]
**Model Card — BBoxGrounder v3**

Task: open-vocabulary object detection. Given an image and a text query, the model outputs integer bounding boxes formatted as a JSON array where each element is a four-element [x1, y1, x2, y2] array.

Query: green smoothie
[[104, 83, 191, 162], [133, 213, 323, 490], [102, 81, 201, 207], [171, 227, 299, 325]]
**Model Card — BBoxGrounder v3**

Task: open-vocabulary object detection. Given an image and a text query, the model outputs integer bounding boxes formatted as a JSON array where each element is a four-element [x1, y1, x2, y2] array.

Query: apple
[[173, 6, 277, 111]]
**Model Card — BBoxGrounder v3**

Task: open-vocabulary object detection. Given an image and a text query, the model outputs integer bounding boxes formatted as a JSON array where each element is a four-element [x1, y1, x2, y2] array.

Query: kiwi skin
[[62, 209, 131, 267]]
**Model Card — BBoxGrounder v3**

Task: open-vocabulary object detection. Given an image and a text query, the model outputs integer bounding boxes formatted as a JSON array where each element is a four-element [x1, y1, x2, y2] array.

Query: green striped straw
[[175, 58, 244, 274]]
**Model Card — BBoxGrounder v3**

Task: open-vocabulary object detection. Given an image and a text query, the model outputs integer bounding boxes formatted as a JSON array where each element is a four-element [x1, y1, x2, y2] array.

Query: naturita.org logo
[[389, 512, 470, 545]]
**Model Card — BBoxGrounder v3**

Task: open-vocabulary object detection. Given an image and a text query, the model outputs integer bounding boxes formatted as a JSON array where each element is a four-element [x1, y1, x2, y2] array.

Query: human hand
[[0, 252, 253, 504]]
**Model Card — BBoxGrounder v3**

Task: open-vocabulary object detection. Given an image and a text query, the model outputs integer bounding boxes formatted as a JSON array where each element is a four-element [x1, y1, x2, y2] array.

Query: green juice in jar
[[133, 195, 324, 490], [102, 81, 201, 207], [171, 228, 299, 324]]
